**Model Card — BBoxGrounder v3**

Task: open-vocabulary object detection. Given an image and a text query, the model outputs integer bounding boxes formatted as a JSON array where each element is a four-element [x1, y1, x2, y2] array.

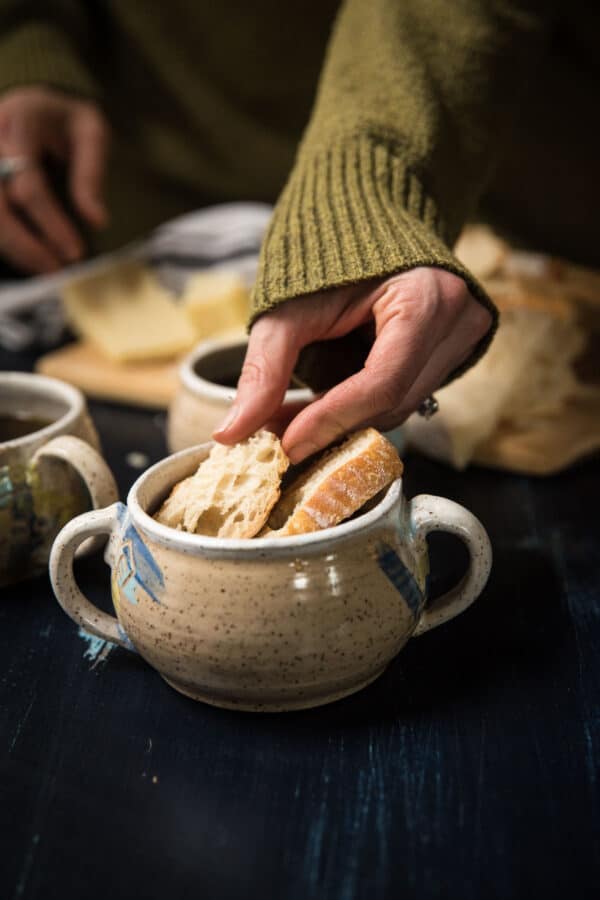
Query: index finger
[[69, 110, 109, 227], [1, 115, 84, 263], [0, 191, 61, 273], [6, 166, 84, 262], [212, 315, 301, 444]]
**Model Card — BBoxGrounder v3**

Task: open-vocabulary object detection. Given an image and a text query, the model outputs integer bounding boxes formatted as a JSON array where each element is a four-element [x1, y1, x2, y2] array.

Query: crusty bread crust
[[266, 428, 403, 536]]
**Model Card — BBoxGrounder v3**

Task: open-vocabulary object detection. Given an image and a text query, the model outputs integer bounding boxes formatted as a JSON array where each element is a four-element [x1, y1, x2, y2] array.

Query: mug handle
[[33, 434, 119, 555], [408, 494, 492, 636], [49, 503, 133, 650]]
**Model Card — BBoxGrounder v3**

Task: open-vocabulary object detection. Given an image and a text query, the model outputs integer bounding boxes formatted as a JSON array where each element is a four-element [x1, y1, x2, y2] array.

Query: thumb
[[68, 107, 109, 227], [213, 315, 300, 444]]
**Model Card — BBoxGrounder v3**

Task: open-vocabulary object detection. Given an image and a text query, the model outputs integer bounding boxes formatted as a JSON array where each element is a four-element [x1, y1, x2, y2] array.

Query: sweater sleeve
[[0, 3, 99, 100], [252, 0, 560, 378]]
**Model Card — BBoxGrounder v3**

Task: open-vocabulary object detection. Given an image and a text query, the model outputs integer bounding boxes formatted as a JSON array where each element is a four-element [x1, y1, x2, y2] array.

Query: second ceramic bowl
[[167, 337, 314, 452]]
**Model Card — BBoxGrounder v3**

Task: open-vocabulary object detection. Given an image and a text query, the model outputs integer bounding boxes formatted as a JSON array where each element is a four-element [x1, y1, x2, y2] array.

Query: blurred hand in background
[[0, 86, 109, 274]]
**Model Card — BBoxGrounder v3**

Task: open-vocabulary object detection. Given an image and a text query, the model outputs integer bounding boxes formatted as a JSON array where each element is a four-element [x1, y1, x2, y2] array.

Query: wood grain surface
[[1, 346, 599, 900], [35, 340, 179, 408]]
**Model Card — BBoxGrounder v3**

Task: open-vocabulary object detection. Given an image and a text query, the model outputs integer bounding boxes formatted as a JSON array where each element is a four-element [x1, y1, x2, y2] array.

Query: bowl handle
[[49, 502, 133, 650], [408, 494, 492, 635], [33, 434, 119, 555]]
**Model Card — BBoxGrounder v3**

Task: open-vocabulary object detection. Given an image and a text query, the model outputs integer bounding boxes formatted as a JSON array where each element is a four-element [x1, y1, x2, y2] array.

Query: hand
[[214, 267, 492, 462], [0, 86, 110, 273]]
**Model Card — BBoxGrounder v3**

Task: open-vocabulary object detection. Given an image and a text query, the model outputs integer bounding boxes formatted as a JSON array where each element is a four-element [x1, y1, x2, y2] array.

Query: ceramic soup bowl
[[49, 442, 492, 712], [167, 337, 313, 452], [0, 372, 118, 586]]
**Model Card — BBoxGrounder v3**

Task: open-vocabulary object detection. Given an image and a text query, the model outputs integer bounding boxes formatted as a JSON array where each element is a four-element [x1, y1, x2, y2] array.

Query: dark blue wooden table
[[1, 347, 599, 900]]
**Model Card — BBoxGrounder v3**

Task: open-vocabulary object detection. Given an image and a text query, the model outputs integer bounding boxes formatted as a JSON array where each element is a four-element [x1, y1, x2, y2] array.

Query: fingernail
[[65, 245, 83, 262], [213, 403, 239, 436], [287, 441, 319, 464], [95, 206, 109, 228]]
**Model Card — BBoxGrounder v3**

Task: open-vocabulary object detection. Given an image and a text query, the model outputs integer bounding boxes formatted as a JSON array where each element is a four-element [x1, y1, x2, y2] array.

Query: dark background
[[1, 345, 599, 900]]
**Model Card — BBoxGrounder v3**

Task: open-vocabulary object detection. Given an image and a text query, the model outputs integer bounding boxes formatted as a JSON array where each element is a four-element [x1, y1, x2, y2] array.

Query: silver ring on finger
[[0, 156, 32, 183], [417, 395, 439, 419]]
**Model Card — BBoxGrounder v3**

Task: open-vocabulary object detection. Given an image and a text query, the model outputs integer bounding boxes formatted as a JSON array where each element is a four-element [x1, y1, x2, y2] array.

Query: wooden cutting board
[[36, 340, 180, 409]]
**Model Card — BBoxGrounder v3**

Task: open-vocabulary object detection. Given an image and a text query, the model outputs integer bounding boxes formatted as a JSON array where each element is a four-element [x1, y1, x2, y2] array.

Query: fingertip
[[279, 399, 324, 456], [39, 262, 60, 275], [212, 431, 232, 445], [34, 255, 62, 275], [214, 394, 287, 446], [31, 243, 63, 274], [64, 243, 84, 263], [90, 203, 109, 229], [285, 440, 321, 465], [212, 425, 238, 445], [212, 402, 237, 431], [76, 195, 108, 229]]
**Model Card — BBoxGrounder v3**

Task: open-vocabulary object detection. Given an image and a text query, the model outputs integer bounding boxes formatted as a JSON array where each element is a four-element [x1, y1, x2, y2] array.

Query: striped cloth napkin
[[0, 202, 272, 351]]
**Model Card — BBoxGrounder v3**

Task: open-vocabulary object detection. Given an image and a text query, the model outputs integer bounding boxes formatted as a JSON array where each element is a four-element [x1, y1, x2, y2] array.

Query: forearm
[[253, 0, 559, 340], [301, 0, 558, 240]]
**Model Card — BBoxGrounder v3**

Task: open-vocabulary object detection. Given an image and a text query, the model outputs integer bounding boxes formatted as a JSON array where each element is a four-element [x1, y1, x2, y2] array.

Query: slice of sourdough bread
[[154, 430, 289, 538], [265, 427, 403, 537]]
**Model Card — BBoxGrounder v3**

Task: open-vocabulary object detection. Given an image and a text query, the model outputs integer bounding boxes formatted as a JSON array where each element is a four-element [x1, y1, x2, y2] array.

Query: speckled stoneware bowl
[[49, 442, 492, 712], [167, 337, 314, 452], [0, 372, 118, 586]]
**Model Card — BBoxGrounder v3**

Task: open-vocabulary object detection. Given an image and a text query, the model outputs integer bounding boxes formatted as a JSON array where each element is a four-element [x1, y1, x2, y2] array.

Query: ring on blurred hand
[[417, 395, 439, 419], [0, 156, 31, 183]]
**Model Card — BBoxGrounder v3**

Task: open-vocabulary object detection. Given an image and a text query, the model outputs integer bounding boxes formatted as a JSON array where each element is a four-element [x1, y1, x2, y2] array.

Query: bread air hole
[[195, 507, 226, 535], [257, 448, 275, 463]]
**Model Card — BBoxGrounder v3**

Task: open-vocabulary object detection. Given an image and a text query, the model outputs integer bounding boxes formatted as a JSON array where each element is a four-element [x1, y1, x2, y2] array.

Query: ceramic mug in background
[[167, 338, 314, 452], [0, 372, 118, 586], [50, 442, 492, 712]]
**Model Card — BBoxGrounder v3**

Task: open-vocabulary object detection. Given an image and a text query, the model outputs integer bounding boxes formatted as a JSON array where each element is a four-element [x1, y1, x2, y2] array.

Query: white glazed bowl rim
[[0, 371, 85, 450], [179, 337, 314, 403], [128, 442, 403, 559]]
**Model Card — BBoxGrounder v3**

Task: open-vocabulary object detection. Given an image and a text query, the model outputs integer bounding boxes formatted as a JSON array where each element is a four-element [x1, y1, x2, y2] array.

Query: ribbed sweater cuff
[[0, 23, 99, 100], [252, 134, 498, 380]]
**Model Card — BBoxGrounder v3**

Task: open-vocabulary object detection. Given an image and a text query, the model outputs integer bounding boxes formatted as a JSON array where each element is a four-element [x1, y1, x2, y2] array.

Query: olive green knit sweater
[[0, 1, 597, 373]]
